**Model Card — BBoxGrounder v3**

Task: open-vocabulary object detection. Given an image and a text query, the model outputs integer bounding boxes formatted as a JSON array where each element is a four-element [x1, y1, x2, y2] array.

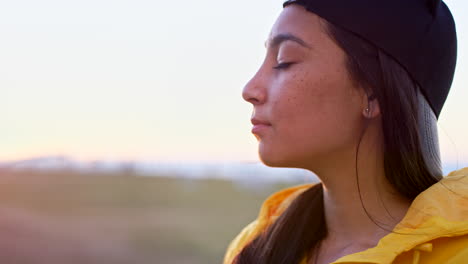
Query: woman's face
[[243, 5, 368, 169]]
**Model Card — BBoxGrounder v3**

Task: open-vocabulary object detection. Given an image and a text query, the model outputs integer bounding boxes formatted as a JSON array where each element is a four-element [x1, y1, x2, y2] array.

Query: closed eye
[[273, 62, 295, 70]]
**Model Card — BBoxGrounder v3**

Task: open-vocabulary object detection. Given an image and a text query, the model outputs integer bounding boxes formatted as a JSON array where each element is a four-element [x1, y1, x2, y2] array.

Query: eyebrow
[[264, 33, 312, 49]]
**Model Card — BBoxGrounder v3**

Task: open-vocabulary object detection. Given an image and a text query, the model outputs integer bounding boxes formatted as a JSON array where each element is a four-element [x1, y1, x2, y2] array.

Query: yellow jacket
[[223, 167, 468, 264]]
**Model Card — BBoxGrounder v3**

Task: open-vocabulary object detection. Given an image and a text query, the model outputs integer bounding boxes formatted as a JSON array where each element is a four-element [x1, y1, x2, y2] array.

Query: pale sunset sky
[[1, 0, 467, 169]]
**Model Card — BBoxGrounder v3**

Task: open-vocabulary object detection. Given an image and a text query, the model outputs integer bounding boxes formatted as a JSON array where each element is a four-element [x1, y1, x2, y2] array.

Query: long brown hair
[[232, 18, 442, 264]]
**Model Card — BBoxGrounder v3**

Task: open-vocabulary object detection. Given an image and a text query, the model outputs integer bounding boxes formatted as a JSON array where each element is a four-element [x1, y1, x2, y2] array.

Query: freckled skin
[[242, 5, 369, 169]]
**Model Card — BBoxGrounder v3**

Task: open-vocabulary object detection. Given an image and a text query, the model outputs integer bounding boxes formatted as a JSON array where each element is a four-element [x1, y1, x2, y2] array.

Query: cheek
[[273, 71, 332, 132], [268, 67, 361, 160]]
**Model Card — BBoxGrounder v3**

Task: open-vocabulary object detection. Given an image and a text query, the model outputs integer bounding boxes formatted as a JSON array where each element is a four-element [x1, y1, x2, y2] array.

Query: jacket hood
[[223, 167, 468, 264], [331, 166, 468, 263]]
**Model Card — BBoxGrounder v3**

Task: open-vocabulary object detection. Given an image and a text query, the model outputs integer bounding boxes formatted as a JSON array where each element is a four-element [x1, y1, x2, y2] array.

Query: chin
[[259, 156, 282, 167], [258, 147, 294, 168], [258, 143, 312, 169]]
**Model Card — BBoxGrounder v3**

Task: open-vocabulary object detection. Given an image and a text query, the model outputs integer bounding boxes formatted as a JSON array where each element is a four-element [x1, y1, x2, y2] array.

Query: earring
[[365, 107, 371, 117]]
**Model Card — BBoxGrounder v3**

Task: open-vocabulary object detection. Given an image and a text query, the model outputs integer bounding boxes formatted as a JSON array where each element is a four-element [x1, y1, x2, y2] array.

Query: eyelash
[[273, 62, 294, 70]]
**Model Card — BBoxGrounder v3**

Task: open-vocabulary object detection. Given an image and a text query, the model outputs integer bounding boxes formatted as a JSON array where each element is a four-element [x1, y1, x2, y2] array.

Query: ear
[[427, 0, 441, 16], [362, 94, 381, 119]]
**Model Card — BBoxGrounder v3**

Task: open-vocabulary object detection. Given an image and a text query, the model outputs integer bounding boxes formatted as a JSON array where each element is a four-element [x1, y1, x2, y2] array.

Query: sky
[[0, 0, 467, 169]]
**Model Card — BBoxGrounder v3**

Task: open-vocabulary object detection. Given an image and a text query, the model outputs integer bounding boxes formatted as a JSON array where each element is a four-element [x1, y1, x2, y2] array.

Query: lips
[[251, 118, 271, 135], [251, 118, 271, 126]]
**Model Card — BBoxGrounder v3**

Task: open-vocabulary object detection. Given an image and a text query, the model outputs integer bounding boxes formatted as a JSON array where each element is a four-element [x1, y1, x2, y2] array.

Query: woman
[[224, 0, 467, 264]]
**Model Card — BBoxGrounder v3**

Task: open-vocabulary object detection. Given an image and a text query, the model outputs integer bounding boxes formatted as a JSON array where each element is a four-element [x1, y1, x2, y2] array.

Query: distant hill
[[0, 156, 319, 187], [1, 155, 464, 185]]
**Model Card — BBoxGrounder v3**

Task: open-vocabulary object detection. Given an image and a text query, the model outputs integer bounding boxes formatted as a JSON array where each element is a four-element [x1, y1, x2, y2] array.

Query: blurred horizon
[[1, 0, 467, 167], [0, 154, 464, 180]]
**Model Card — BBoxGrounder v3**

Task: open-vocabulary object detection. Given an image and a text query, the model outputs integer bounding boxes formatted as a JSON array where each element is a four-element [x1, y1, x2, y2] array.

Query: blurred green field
[[0, 169, 296, 264]]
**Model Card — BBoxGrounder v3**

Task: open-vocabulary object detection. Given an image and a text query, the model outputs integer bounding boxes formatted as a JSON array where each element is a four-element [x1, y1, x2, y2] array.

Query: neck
[[309, 122, 411, 247], [321, 169, 411, 245]]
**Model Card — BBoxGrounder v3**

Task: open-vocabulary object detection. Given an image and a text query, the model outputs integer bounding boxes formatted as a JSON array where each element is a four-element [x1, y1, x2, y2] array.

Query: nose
[[242, 70, 267, 106]]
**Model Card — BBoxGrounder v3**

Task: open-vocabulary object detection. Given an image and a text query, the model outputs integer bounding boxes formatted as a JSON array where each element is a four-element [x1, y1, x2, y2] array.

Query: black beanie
[[283, 0, 457, 119]]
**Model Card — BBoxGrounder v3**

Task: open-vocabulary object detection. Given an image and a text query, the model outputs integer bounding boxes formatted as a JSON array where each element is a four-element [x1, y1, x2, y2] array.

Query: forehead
[[267, 5, 328, 48]]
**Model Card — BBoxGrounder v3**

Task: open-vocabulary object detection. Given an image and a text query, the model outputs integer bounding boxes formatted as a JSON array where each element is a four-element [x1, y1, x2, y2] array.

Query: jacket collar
[[332, 167, 468, 263]]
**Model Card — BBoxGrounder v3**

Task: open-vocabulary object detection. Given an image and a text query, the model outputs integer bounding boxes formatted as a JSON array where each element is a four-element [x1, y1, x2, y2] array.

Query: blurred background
[[0, 0, 467, 263]]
